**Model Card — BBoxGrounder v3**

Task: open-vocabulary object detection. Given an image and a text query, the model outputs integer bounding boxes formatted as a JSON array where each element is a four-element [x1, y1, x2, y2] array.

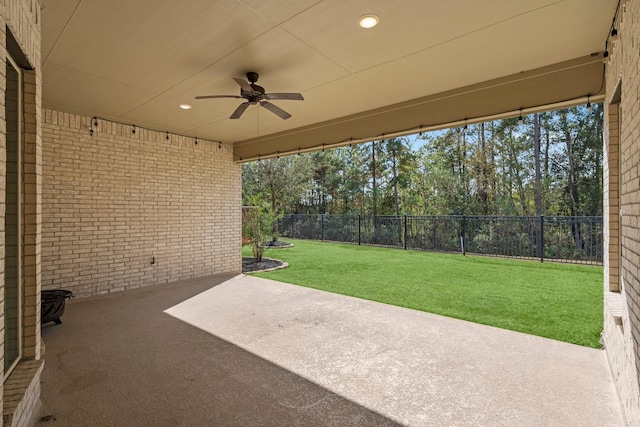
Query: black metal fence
[[279, 214, 603, 265]]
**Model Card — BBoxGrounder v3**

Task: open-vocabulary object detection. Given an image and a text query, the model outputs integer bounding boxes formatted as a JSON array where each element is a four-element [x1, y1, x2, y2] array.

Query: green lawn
[[244, 239, 604, 348]]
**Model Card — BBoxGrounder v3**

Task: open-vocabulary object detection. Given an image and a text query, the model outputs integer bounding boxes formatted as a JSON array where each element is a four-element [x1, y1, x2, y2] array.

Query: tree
[[240, 105, 603, 218], [371, 141, 379, 216], [379, 137, 417, 216], [419, 129, 473, 215], [336, 146, 369, 213], [242, 198, 281, 263], [242, 157, 313, 213], [534, 113, 542, 215], [305, 150, 343, 214]]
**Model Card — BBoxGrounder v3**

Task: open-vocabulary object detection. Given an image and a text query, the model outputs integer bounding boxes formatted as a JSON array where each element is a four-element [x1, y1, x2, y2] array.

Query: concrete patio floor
[[37, 274, 622, 426]]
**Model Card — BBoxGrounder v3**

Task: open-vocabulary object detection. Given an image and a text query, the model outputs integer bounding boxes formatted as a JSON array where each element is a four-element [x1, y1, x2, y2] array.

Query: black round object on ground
[[41, 290, 74, 325]]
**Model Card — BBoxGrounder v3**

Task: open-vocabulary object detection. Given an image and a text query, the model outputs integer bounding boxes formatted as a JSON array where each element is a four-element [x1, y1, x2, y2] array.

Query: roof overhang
[[234, 53, 605, 161]]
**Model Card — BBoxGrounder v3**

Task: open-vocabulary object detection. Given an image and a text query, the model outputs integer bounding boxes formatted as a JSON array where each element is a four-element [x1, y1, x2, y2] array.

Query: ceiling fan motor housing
[[246, 72, 260, 83], [243, 84, 265, 103]]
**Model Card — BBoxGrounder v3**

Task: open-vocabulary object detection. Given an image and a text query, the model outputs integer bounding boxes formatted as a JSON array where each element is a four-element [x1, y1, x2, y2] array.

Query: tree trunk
[[565, 130, 580, 217], [508, 129, 528, 215], [392, 149, 400, 217], [563, 113, 582, 249], [534, 113, 542, 215], [533, 113, 543, 258], [372, 141, 377, 217], [479, 122, 489, 215], [461, 129, 468, 211], [490, 122, 497, 215], [544, 119, 550, 178], [391, 148, 402, 242]]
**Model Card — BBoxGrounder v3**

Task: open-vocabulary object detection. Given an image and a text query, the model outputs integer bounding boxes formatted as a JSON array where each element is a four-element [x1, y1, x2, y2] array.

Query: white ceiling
[[41, 0, 617, 159]]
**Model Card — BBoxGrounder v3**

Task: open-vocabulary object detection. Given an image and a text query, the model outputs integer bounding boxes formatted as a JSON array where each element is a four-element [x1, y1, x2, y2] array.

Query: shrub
[[242, 199, 281, 262]]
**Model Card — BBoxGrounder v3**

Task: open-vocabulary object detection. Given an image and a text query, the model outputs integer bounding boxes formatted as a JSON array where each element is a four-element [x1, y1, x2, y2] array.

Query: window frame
[[3, 54, 23, 380]]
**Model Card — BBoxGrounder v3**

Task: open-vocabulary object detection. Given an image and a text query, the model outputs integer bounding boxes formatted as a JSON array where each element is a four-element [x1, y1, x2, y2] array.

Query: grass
[[243, 239, 604, 348]]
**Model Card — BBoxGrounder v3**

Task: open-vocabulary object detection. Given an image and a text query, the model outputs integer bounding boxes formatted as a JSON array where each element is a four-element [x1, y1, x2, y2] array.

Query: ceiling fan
[[195, 72, 304, 120]]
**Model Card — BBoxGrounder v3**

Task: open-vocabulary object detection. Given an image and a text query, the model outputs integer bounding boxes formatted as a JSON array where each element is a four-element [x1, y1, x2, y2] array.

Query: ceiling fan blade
[[233, 77, 253, 93], [195, 95, 243, 100], [230, 102, 250, 119], [265, 93, 304, 101], [260, 101, 291, 120]]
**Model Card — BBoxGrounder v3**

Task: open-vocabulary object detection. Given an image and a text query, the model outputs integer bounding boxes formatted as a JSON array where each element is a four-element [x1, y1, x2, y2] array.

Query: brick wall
[[2, 359, 44, 427], [41, 111, 242, 298], [602, 0, 640, 424], [1, 0, 43, 425]]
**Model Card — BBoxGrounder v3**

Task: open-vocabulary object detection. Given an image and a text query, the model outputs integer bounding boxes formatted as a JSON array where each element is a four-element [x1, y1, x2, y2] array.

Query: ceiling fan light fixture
[[358, 14, 379, 29], [179, 104, 192, 110]]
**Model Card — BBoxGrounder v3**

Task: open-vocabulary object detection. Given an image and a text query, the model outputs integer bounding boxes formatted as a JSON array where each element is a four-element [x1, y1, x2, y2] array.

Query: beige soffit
[[233, 53, 605, 162], [41, 0, 616, 161]]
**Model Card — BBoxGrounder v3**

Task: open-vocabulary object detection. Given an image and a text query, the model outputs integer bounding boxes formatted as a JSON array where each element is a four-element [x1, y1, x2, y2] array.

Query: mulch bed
[[242, 257, 287, 273], [242, 240, 291, 273]]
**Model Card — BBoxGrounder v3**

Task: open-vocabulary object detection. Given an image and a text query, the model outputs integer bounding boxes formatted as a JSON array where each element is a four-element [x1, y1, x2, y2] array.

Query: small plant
[[242, 198, 281, 262]]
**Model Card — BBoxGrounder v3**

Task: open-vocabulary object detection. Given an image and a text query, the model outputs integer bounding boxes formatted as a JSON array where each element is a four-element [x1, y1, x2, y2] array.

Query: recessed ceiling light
[[358, 14, 379, 29], [179, 104, 192, 110]]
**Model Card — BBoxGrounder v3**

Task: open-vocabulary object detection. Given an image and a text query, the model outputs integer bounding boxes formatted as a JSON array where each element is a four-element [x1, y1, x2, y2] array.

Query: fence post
[[461, 215, 466, 256], [358, 215, 361, 246], [404, 215, 407, 250], [321, 214, 325, 241], [540, 215, 544, 263]]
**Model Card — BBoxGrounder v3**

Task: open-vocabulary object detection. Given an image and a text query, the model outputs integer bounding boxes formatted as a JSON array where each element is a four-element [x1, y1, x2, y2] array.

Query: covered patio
[[3, 0, 640, 425], [38, 274, 621, 426]]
